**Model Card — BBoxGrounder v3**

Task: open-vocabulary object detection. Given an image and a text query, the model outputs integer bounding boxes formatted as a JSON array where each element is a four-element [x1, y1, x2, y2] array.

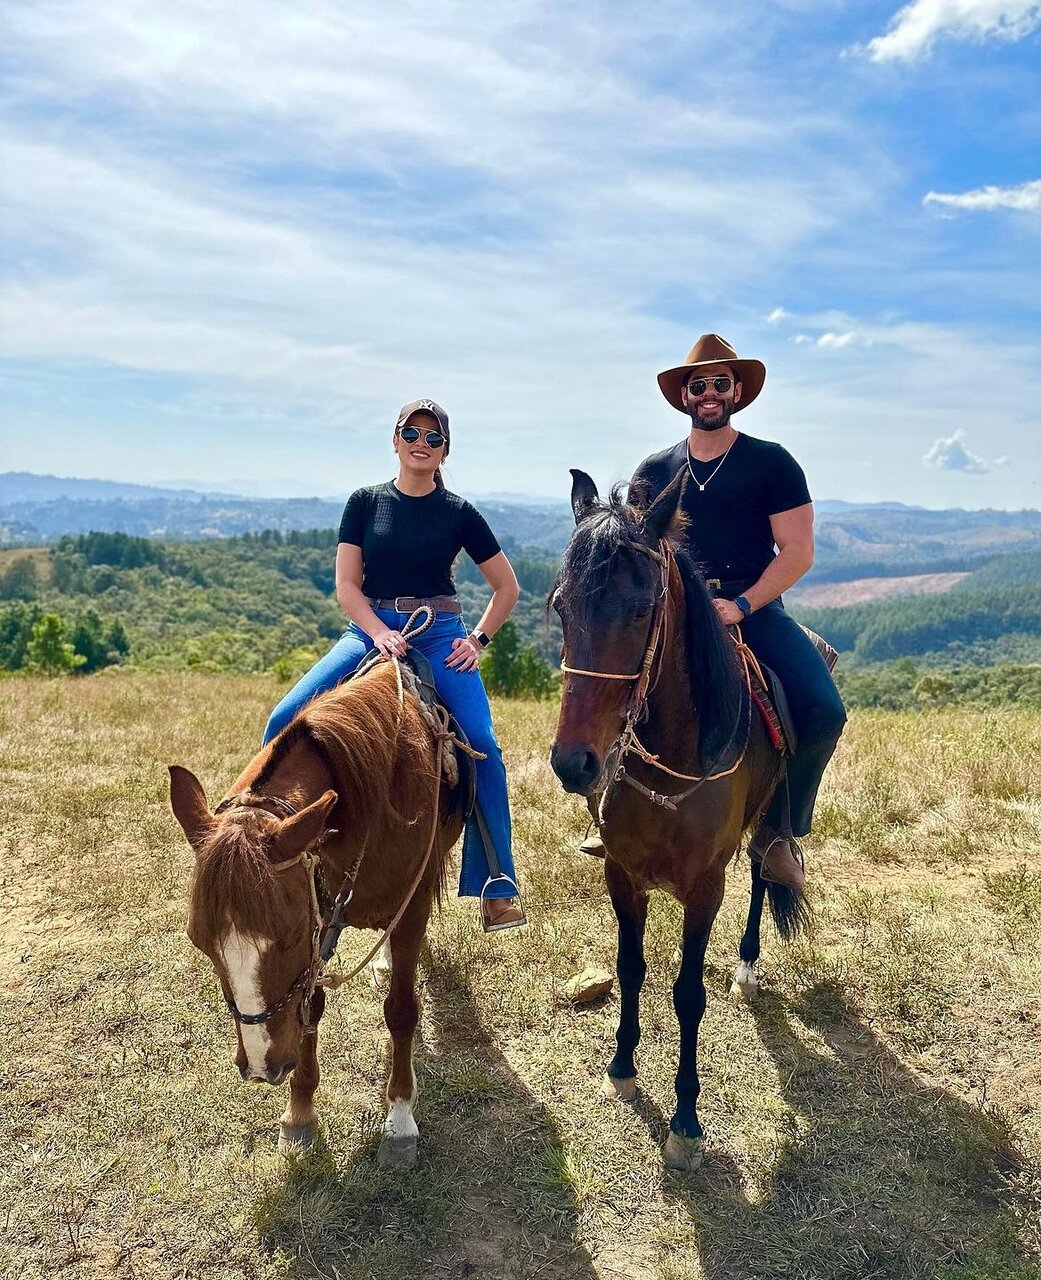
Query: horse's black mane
[[554, 486, 744, 761]]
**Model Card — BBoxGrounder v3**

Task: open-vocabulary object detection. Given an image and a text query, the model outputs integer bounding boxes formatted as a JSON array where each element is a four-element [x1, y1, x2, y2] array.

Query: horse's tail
[[765, 880, 811, 942]]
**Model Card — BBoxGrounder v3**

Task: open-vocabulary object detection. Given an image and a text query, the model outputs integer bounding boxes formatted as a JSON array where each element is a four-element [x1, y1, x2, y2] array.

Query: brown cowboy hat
[[657, 334, 766, 414]]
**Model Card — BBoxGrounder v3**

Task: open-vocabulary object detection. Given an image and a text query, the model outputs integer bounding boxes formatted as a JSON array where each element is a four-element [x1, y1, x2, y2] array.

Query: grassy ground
[[1, 674, 1039, 1280]]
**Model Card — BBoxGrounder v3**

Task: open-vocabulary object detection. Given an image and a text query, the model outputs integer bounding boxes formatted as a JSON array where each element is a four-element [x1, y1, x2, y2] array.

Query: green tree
[[482, 620, 559, 699], [0, 557, 39, 601], [0, 603, 43, 670], [26, 615, 86, 676], [68, 610, 131, 672]]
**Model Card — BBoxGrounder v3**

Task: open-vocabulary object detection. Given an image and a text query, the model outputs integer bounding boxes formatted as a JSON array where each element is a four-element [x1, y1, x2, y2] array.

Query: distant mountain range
[[4, 472, 1041, 582]]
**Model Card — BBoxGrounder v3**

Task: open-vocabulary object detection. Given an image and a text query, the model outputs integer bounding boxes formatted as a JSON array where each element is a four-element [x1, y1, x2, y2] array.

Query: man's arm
[[713, 503, 814, 626]]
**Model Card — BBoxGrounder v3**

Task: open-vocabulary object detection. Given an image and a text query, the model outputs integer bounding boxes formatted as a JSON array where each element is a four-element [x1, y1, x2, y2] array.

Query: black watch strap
[[470, 629, 491, 649], [734, 595, 753, 619]]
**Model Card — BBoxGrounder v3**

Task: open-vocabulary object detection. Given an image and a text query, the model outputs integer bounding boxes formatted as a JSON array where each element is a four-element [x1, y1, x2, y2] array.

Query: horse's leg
[[731, 857, 767, 998], [377, 896, 430, 1168], [602, 857, 649, 1103], [278, 993, 324, 1154], [664, 878, 724, 1172]]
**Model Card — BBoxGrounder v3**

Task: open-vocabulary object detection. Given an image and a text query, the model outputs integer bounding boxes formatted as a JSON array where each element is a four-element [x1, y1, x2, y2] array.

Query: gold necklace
[[686, 432, 739, 492]]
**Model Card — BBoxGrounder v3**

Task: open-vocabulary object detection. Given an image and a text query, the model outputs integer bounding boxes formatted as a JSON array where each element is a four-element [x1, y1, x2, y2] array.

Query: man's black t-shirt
[[630, 433, 811, 586], [338, 482, 502, 599]]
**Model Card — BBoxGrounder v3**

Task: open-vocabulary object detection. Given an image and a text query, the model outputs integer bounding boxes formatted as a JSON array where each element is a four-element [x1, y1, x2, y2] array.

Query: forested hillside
[[5, 473, 1041, 585], [0, 531, 561, 680], [2, 530, 1039, 709], [789, 551, 1041, 663]]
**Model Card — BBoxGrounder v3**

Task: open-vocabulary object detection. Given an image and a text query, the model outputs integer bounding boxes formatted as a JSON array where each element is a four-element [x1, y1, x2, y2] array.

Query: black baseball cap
[[396, 398, 450, 447]]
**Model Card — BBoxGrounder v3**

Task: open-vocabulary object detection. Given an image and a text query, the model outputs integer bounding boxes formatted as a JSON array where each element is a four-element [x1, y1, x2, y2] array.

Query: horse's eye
[[634, 603, 652, 620]]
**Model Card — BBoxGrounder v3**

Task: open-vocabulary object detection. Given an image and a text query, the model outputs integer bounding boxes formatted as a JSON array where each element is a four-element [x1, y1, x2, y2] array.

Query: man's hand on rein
[[713, 598, 746, 628]]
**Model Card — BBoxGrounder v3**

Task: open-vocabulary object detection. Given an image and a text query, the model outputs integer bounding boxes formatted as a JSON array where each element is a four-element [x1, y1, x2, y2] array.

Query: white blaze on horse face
[[219, 928, 273, 1074]]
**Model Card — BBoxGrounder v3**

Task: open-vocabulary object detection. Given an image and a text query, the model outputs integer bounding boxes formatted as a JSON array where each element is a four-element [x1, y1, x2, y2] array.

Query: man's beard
[[689, 402, 733, 432]]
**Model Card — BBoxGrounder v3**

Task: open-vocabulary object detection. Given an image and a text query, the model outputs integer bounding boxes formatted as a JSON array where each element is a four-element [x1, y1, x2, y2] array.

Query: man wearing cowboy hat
[[582, 334, 846, 890]]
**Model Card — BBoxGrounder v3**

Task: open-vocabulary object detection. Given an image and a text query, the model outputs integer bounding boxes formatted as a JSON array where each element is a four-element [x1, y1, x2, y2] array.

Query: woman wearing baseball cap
[[263, 399, 525, 931]]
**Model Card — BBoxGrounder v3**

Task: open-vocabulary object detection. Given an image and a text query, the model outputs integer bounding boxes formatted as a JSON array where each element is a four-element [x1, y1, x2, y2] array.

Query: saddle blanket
[[740, 626, 837, 757]]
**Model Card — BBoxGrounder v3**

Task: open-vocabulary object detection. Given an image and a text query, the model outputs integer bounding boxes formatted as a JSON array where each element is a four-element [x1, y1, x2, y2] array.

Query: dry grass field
[[1, 674, 1039, 1280]]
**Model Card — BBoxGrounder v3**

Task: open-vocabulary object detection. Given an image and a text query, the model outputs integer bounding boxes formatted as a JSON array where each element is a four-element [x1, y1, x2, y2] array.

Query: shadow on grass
[[254, 950, 599, 1280], [658, 981, 1030, 1280]]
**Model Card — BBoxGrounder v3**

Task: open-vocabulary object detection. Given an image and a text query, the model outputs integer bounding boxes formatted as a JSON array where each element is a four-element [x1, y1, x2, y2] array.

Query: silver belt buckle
[[706, 578, 722, 593], [392, 596, 412, 613]]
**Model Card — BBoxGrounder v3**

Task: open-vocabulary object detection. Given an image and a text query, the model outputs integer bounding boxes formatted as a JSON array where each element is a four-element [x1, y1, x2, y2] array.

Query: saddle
[[745, 659, 797, 757], [349, 647, 478, 820], [737, 624, 837, 758]]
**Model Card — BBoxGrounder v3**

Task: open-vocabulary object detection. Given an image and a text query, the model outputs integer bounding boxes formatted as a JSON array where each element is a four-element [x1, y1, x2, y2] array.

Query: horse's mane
[[191, 811, 286, 941], [555, 485, 743, 762], [255, 662, 411, 806], [190, 663, 443, 942]]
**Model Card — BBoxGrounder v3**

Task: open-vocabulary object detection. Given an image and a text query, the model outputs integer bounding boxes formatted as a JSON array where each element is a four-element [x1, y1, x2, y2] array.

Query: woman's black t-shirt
[[630, 433, 811, 586], [338, 482, 502, 599]]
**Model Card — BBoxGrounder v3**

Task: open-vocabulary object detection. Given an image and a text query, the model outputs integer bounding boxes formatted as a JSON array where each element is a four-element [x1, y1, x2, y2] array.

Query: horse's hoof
[[377, 1134, 418, 1168], [730, 961, 758, 999], [602, 1073, 637, 1102], [278, 1120, 318, 1155], [664, 1131, 704, 1172]]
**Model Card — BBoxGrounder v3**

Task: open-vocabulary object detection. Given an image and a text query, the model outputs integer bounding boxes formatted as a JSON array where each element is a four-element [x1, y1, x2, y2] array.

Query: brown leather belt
[[369, 595, 462, 614]]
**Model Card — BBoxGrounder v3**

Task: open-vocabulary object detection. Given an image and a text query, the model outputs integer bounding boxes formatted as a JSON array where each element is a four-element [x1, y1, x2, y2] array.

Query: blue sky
[[2, 0, 1039, 508]]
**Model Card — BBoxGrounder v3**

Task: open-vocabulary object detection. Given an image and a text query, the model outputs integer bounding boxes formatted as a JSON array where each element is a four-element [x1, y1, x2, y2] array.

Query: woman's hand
[[372, 627, 408, 658], [445, 635, 482, 673]]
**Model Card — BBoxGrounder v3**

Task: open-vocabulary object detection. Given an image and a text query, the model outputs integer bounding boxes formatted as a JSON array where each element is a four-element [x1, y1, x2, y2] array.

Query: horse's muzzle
[[550, 743, 603, 795], [242, 1061, 295, 1086]]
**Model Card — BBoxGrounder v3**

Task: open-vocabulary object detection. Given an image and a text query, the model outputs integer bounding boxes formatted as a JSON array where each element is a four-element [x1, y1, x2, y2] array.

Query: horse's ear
[[640, 469, 686, 544], [276, 790, 338, 858], [168, 765, 213, 852], [569, 469, 599, 524]]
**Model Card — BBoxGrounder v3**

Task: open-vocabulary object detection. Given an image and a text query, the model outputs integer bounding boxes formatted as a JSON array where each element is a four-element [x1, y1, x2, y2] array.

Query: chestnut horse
[[169, 657, 463, 1165], [549, 471, 807, 1171]]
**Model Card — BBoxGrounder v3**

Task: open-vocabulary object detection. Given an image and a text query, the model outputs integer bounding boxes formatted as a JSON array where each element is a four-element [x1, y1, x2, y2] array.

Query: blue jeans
[[263, 609, 518, 899], [740, 599, 847, 837]]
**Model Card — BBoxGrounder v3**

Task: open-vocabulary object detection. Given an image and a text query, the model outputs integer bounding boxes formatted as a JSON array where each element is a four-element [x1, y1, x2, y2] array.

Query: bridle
[[560, 537, 756, 816], [208, 608, 461, 1034], [209, 793, 359, 1032]]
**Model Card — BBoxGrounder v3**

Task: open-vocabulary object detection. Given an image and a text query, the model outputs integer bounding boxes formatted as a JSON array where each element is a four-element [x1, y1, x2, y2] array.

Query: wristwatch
[[734, 595, 753, 619], [469, 629, 491, 649]]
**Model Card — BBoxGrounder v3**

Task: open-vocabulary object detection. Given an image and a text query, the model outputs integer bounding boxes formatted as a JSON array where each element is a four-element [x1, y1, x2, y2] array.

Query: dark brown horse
[[169, 657, 463, 1164], [549, 471, 807, 1171]]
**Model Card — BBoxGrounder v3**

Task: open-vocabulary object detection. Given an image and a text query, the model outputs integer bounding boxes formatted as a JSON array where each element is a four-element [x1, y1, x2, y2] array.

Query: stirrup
[[752, 833, 805, 888], [479, 874, 527, 933]]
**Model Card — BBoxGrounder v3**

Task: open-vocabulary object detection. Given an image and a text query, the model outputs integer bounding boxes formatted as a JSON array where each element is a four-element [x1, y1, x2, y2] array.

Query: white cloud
[[924, 179, 1041, 212], [924, 429, 1005, 473], [1, 2, 1038, 506], [864, 0, 1041, 62]]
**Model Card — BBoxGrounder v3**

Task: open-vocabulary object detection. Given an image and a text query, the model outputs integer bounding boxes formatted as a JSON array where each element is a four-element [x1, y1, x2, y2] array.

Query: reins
[[561, 539, 759, 816], [214, 606, 469, 1032]]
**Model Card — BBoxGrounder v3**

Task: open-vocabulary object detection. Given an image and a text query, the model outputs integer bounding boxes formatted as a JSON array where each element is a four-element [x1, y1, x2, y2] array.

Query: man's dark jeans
[[740, 598, 847, 837]]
